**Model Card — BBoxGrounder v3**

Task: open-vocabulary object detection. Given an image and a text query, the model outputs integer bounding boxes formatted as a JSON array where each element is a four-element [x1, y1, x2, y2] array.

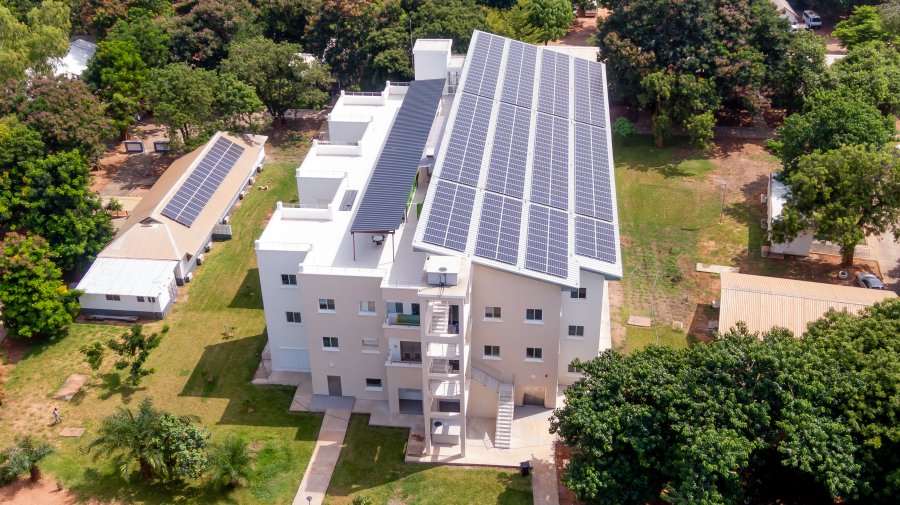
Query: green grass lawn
[[325, 415, 533, 505], [1, 156, 321, 504]]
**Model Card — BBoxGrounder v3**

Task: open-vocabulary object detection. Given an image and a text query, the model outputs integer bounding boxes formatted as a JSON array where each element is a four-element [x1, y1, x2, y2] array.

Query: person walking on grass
[[52, 406, 62, 425]]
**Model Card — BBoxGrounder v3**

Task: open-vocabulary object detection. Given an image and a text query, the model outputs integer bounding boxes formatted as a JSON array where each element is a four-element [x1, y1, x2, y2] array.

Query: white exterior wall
[[255, 247, 311, 371], [413, 42, 451, 81], [768, 174, 813, 256], [79, 289, 170, 317], [558, 272, 609, 385], [299, 273, 389, 400]]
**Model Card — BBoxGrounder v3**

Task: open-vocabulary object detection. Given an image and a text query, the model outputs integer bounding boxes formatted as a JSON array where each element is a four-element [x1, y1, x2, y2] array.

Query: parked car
[[856, 272, 885, 290], [789, 22, 809, 33], [802, 10, 822, 28]]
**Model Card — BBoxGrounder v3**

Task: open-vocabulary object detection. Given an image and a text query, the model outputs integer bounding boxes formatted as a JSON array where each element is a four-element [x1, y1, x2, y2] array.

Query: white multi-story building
[[256, 32, 621, 456]]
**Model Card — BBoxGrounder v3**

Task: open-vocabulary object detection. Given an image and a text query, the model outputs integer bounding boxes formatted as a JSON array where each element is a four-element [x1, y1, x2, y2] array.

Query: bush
[[684, 110, 715, 151], [0, 436, 53, 484], [208, 434, 252, 489], [611, 117, 636, 144]]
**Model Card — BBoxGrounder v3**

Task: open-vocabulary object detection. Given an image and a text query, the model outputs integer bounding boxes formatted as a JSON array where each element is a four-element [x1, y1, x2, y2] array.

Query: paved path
[[531, 456, 560, 505], [867, 232, 900, 293], [292, 408, 351, 505]]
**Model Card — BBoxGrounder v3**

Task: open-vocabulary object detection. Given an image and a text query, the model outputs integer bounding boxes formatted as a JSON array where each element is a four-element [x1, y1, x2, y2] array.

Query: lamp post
[[307, 496, 312, 505], [713, 178, 727, 224]]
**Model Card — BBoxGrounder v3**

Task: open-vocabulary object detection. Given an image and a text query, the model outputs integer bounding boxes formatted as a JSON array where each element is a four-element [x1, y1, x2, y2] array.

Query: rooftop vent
[[424, 256, 460, 286]]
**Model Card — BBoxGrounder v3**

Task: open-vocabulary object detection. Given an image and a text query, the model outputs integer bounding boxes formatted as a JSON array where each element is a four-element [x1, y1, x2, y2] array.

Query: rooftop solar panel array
[[161, 136, 245, 228], [417, 31, 621, 285]]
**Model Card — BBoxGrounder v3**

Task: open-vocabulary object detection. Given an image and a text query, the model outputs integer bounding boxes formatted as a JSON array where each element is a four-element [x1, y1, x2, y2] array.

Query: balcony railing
[[384, 313, 420, 327]]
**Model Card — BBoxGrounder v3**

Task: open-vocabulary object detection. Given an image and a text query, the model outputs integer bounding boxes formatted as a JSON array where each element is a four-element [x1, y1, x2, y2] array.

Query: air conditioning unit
[[256, 165, 263, 173], [184, 272, 193, 283], [238, 191, 247, 200], [204, 242, 212, 252], [221, 216, 230, 225], [424, 256, 460, 286], [248, 177, 254, 185], [196, 253, 205, 265]]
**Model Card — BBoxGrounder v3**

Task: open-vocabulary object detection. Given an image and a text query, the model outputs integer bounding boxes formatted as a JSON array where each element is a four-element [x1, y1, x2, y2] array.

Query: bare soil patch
[[549, 12, 604, 47], [0, 475, 108, 505]]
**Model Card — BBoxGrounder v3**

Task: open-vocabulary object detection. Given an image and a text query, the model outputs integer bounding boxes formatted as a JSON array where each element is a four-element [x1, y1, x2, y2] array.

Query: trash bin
[[520, 461, 531, 477]]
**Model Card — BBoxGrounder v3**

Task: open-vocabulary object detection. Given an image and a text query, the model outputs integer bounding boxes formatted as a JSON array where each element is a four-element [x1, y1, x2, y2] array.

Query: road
[[867, 232, 900, 293]]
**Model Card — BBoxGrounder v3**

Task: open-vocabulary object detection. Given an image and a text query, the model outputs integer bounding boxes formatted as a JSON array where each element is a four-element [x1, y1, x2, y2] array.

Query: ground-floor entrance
[[523, 387, 545, 406], [327, 375, 342, 396], [398, 388, 423, 414]]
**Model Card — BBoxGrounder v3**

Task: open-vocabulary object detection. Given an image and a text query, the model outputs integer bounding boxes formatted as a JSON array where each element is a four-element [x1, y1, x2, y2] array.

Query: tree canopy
[[0, 0, 70, 82], [770, 144, 900, 266], [552, 298, 900, 504], [525, 0, 573, 44], [85, 39, 147, 137], [771, 29, 827, 112], [412, 0, 489, 53], [0, 232, 81, 340], [830, 41, 900, 115], [166, 0, 261, 68], [833, 5, 891, 48]]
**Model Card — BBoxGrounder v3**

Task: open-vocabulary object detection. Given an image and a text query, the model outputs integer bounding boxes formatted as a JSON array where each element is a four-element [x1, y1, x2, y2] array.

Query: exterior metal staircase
[[472, 365, 514, 449], [428, 301, 449, 334]]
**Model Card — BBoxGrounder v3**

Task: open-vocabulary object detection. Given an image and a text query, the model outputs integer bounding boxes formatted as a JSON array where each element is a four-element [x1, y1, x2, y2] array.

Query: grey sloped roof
[[351, 78, 445, 233]]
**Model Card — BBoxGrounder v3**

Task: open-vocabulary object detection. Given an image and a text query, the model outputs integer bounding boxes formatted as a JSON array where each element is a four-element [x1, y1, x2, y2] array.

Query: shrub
[[611, 117, 636, 144]]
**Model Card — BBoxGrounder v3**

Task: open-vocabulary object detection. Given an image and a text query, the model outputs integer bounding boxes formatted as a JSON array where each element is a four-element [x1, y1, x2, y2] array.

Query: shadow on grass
[[178, 332, 319, 441], [494, 471, 534, 505], [68, 467, 234, 505], [94, 372, 144, 404], [228, 268, 263, 310]]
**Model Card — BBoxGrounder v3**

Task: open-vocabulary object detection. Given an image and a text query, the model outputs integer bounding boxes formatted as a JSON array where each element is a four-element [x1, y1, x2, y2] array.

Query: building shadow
[[228, 268, 263, 309]]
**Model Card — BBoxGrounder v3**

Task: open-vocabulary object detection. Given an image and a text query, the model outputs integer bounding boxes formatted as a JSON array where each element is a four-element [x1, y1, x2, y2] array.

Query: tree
[[106, 8, 171, 68], [771, 29, 827, 112], [85, 40, 148, 138], [88, 398, 210, 482], [611, 117, 636, 144], [257, 0, 318, 42], [19, 151, 115, 270], [639, 70, 717, 147], [0, 233, 81, 340], [0, 436, 54, 484], [834, 5, 889, 48], [0, 118, 45, 224], [771, 145, 900, 266], [486, 0, 543, 44], [549, 299, 900, 505], [597, 0, 790, 119], [166, 0, 261, 68], [830, 41, 900, 115], [143, 63, 217, 148], [207, 434, 251, 489], [81, 325, 162, 386], [412, 0, 489, 53], [771, 89, 895, 176], [684, 110, 715, 151], [5, 76, 110, 161], [0, 1, 70, 82], [215, 73, 266, 131], [221, 37, 333, 124], [881, 0, 900, 37], [525, 0, 573, 44]]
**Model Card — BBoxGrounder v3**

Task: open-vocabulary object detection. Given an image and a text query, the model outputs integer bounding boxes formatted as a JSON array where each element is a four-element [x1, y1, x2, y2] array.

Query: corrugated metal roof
[[76, 258, 177, 296], [350, 78, 445, 233], [719, 272, 896, 336]]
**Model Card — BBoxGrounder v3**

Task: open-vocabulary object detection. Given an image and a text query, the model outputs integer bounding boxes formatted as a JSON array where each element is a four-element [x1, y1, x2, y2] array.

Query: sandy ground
[[549, 11, 604, 47], [0, 476, 85, 505]]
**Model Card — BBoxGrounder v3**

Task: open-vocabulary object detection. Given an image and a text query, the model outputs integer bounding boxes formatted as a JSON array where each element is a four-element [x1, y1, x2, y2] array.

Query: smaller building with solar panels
[[255, 32, 620, 460], [77, 132, 267, 319]]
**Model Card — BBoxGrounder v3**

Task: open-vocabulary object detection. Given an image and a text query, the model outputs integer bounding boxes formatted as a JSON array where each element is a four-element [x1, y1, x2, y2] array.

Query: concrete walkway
[[292, 408, 351, 505], [531, 456, 560, 505]]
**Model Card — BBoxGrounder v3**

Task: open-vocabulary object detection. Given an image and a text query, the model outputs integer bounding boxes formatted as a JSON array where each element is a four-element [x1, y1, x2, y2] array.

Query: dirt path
[[549, 11, 604, 47], [0, 475, 98, 505]]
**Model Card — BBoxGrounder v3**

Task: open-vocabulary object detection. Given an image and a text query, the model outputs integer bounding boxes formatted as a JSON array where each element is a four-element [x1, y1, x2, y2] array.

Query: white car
[[789, 22, 809, 33], [802, 10, 822, 28]]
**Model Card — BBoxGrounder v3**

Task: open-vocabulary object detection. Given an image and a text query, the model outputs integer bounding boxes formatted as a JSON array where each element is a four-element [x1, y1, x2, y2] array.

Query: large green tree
[[0, 233, 81, 340], [19, 151, 114, 270], [87, 398, 210, 482], [105, 8, 171, 68], [771, 29, 827, 112], [0, 0, 70, 82], [486, 0, 543, 44], [525, 0, 573, 44], [0, 118, 45, 223], [85, 39, 148, 138], [412, 0, 489, 52], [166, 0, 261, 68], [830, 41, 900, 115], [553, 298, 900, 504], [303, 0, 376, 88], [771, 145, 900, 266], [834, 5, 890, 48], [771, 89, 895, 176]]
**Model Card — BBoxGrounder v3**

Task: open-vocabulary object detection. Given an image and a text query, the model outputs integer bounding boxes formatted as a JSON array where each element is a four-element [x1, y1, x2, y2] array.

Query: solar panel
[[486, 103, 530, 198], [161, 136, 245, 227], [439, 93, 493, 187], [537, 51, 569, 118], [525, 204, 569, 277], [531, 114, 569, 209], [574, 215, 617, 263], [574, 123, 613, 222], [573, 59, 606, 126], [422, 180, 477, 251], [461, 32, 504, 99], [500, 41, 538, 108], [475, 192, 523, 264]]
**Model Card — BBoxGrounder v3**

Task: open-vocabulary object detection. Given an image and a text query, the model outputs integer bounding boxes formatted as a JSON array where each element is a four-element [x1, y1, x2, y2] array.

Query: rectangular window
[[411, 303, 420, 316], [318, 298, 336, 311], [484, 306, 502, 319], [361, 338, 379, 351], [148, 297, 156, 303], [322, 337, 339, 349], [571, 288, 587, 299], [400, 341, 421, 362], [358, 300, 376, 313], [526, 347, 543, 360], [568, 363, 583, 374], [365, 378, 382, 390], [568, 325, 585, 337], [484, 345, 500, 358], [286, 311, 302, 323], [105, 294, 121, 301], [281, 274, 297, 285], [387, 301, 403, 313], [137, 296, 145, 303], [525, 308, 543, 321]]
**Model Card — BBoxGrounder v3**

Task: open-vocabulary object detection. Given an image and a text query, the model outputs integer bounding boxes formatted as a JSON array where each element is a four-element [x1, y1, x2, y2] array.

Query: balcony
[[384, 313, 420, 328], [425, 342, 459, 358], [428, 379, 461, 398], [428, 358, 460, 376], [385, 357, 422, 368], [429, 398, 461, 417]]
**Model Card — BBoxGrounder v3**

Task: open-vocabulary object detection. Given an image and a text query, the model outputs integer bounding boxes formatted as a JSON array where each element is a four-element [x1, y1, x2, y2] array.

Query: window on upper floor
[[365, 378, 383, 390], [281, 274, 297, 285], [318, 298, 336, 311], [568, 363, 583, 374], [525, 308, 543, 321], [484, 306, 502, 319], [484, 345, 500, 358], [361, 338, 379, 351], [386, 301, 403, 313], [570, 288, 587, 299], [286, 311, 302, 324], [322, 336, 339, 349], [358, 300, 376, 314], [568, 325, 584, 337], [526, 347, 543, 360]]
